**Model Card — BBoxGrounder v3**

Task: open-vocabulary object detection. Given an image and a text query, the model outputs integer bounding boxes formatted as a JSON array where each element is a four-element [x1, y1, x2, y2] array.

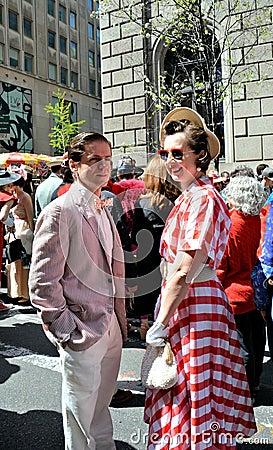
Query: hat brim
[[47, 160, 63, 168], [160, 107, 220, 160], [134, 167, 144, 178], [262, 169, 273, 179], [0, 172, 21, 187]]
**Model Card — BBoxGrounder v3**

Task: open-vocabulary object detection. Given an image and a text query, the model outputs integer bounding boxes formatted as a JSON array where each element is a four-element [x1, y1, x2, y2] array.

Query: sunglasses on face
[[158, 148, 185, 161]]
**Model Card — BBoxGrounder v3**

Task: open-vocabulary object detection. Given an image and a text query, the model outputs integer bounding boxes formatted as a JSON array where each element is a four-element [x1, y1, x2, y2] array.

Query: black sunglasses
[[158, 148, 184, 161]]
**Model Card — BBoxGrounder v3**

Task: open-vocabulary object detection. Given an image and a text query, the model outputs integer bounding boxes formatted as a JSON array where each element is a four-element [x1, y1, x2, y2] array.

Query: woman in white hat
[[0, 170, 20, 310], [144, 108, 256, 448]]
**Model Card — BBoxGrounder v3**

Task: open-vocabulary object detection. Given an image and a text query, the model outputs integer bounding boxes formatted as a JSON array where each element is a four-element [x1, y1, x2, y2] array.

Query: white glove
[[146, 322, 168, 347]]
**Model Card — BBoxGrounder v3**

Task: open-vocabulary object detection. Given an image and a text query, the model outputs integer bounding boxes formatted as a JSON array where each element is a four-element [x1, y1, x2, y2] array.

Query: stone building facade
[[101, 0, 273, 171]]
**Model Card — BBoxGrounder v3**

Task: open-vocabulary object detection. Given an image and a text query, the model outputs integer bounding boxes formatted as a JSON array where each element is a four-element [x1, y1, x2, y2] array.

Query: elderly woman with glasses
[[144, 108, 256, 449]]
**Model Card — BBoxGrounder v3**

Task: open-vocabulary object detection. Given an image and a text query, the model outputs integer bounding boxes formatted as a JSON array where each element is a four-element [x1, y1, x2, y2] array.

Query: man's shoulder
[[38, 194, 65, 217], [41, 183, 81, 211], [36, 176, 55, 191]]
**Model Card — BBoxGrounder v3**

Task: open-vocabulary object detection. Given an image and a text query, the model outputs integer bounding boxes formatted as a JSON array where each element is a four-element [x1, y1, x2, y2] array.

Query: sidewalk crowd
[[0, 107, 273, 449]]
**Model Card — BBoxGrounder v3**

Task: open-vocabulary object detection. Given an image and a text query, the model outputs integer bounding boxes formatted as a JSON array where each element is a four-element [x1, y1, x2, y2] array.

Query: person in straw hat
[[144, 107, 256, 448]]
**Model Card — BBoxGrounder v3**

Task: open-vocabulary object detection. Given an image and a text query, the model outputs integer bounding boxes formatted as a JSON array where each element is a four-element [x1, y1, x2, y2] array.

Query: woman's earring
[[196, 167, 201, 172], [198, 151, 209, 162]]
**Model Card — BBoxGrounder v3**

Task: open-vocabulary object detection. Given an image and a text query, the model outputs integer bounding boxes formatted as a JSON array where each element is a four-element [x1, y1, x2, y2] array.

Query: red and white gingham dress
[[144, 177, 256, 449]]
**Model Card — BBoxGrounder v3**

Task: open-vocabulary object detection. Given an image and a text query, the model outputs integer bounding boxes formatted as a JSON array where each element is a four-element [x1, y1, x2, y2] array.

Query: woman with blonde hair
[[142, 155, 181, 203], [131, 155, 180, 339]]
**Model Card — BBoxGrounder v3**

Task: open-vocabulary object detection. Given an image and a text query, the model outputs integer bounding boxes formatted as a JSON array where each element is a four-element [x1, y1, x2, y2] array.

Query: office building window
[[88, 50, 95, 67], [24, 53, 33, 73], [98, 81, 102, 98], [49, 63, 56, 80], [89, 79, 95, 95], [71, 72, 78, 89], [0, 6, 3, 25], [60, 36, 67, 54], [48, 0, 55, 17], [23, 18, 32, 38], [9, 11, 18, 31], [95, 1, 99, 11], [97, 54, 101, 70], [0, 44, 4, 64], [59, 5, 66, 23], [70, 41, 77, 59], [61, 67, 67, 85], [70, 11, 76, 29], [88, 0, 93, 10], [96, 28, 100, 44], [48, 31, 55, 48], [88, 23, 94, 39], [10, 48, 19, 68]]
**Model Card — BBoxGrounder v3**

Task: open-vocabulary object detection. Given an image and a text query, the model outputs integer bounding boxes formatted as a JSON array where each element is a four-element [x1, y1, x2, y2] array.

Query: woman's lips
[[171, 167, 183, 176]]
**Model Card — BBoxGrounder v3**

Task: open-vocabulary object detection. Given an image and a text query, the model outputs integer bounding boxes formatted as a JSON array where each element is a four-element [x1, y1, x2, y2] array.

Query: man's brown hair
[[68, 132, 111, 162]]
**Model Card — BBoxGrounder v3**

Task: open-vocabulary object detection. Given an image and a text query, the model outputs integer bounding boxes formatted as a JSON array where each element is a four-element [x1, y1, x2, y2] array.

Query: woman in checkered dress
[[144, 108, 256, 449]]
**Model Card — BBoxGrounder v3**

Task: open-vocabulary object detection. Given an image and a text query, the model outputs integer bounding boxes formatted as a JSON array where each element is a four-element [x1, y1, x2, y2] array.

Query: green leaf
[[44, 88, 86, 154]]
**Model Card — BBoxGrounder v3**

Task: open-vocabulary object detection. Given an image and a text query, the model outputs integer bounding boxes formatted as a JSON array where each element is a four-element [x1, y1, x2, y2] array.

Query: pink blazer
[[29, 182, 127, 351]]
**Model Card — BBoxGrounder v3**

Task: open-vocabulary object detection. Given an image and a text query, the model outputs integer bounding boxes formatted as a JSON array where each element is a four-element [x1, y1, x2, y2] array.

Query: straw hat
[[47, 156, 63, 168], [159, 107, 220, 159], [0, 170, 21, 187]]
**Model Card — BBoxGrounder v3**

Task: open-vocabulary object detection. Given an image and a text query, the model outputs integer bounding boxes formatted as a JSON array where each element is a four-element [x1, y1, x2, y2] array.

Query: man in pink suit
[[29, 132, 127, 450]]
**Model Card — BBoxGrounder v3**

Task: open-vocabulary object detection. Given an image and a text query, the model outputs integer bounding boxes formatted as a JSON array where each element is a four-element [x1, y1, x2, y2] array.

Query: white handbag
[[141, 341, 178, 389]]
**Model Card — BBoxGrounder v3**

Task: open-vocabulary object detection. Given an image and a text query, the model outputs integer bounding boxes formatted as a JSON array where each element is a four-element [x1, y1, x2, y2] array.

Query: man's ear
[[69, 159, 78, 173]]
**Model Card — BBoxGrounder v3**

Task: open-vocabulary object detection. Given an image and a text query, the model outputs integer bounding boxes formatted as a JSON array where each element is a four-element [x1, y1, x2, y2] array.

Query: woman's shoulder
[[188, 178, 217, 203], [185, 178, 230, 220], [19, 190, 32, 203]]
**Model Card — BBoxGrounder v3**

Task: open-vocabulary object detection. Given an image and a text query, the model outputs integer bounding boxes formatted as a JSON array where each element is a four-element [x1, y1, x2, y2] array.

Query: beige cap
[[160, 107, 220, 159]]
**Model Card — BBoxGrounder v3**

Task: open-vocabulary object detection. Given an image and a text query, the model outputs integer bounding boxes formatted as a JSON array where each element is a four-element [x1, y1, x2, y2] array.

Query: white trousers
[[58, 313, 122, 450]]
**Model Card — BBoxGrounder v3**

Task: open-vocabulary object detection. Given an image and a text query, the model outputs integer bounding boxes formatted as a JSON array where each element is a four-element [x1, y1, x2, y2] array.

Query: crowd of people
[[0, 109, 272, 449]]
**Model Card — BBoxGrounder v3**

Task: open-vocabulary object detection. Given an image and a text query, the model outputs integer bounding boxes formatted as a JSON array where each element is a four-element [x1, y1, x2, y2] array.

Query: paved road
[[0, 304, 272, 449]]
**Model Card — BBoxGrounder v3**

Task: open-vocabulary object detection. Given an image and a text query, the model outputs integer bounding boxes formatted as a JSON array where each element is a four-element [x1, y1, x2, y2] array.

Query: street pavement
[[0, 303, 273, 450]]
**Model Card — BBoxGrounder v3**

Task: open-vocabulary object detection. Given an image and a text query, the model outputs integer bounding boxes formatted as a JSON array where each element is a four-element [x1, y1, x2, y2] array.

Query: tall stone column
[[100, 0, 152, 165]]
